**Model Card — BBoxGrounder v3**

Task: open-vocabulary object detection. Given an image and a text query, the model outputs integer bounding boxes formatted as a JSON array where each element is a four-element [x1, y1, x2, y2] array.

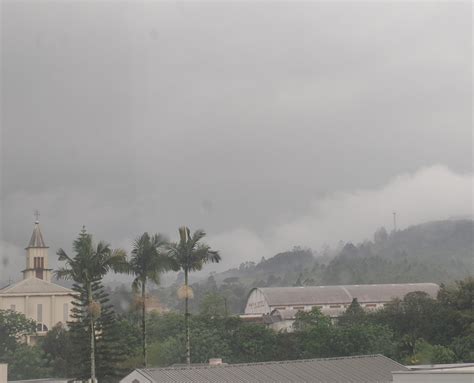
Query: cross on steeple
[[34, 209, 40, 223]]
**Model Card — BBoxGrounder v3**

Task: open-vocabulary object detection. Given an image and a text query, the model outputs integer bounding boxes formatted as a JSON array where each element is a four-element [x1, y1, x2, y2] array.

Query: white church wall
[[28, 296, 51, 331], [0, 296, 26, 314], [0, 294, 73, 331], [53, 295, 74, 324]]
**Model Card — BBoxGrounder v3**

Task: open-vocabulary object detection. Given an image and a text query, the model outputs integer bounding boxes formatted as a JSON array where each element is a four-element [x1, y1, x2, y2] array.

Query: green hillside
[[322, 219, 473, 285], [132, 219, 473, 314]]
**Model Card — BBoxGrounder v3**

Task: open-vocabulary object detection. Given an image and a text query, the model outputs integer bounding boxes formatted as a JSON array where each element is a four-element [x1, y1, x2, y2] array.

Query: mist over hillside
[[320, 219, 473, 285], [120, 218, 473, 315], [210, 219, 472, 285]]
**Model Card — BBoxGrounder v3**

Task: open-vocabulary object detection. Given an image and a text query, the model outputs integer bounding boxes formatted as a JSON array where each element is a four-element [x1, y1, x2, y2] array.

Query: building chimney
[[0, 364, 7, 383], [209, 358, 223, 366]]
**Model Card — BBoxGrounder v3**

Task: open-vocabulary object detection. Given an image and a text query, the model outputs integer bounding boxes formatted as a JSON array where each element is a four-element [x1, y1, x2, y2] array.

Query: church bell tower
[[22, 218, 52, 281]]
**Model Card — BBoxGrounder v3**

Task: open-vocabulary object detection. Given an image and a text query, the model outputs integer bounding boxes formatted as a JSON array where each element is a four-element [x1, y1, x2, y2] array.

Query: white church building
[[0, 220, 74, 342]]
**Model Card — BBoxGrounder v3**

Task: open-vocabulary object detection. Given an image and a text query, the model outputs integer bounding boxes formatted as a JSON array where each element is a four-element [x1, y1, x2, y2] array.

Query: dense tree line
[[1, 277, 472, 380], [1, 226, 220, 381], [0, 221, 472, 381]]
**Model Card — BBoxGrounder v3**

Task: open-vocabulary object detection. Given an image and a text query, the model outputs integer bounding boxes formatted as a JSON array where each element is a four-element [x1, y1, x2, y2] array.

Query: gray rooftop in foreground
[[9, 380, 69, 383], [126, 354, 408, 383], [254, 283, 439, 306]]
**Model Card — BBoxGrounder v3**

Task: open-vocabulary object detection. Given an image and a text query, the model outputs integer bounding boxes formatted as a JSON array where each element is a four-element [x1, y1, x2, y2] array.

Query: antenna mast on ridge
[[392, 211, 397, 232]]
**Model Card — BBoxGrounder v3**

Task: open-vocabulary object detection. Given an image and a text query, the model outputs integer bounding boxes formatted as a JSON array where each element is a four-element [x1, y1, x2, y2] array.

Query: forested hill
[[209, 219, 473, 286], [320, 219, 473, 285], [150, 219, 473, 314], [373, 219, 473, 261]]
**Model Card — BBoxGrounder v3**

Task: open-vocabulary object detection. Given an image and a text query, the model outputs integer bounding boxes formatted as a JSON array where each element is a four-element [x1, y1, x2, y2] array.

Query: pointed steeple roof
[[27, 221, 48, 248]]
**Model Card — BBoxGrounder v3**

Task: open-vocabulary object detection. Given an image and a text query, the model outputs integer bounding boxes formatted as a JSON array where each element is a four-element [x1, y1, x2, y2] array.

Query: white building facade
[[243, 283, 439, 331], [392, 364, 474, 383], [0, 221, 74, 342]]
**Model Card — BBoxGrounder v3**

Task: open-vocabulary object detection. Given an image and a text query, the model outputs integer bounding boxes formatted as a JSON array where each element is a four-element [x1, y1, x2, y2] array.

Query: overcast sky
[[1, 1, 472, 282]]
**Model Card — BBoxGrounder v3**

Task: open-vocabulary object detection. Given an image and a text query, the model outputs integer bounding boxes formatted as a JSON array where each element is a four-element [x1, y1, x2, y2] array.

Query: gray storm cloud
[[1, 2, 472, 280], [207, 165, 473, 270], [3, 165, 472, 281]]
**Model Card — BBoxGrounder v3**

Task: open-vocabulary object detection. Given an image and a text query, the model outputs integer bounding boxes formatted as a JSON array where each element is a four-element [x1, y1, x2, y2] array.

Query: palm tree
[[167, 227, 220, 364], [55, 227, 126, 383], [128, 232, 171, 367]]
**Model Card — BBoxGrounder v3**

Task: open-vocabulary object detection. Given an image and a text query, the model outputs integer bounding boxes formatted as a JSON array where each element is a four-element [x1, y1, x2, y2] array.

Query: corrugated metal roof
[[9, 379, 70, 383], [0, 278, 73, 295], [27, 222, 47, 248], [253, 283, 439, 307], [126, 355, 407, 383]]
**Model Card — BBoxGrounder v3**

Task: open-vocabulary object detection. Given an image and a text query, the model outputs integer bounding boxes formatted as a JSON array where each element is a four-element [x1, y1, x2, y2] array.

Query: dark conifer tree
[[56, 228, 127, 382], [338, 298, 366, 326], [68, 279, 128, 381]]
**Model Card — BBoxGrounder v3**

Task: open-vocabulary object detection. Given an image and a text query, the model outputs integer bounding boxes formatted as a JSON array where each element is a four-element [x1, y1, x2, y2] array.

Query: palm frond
[[151, 233, 168, 248], [166, 243, 181, 267], [96, 240, 111, 257], [169, 227, 220, 274], [110, 248, 127, 263], [149, 271, 161, 285], [207, 250, 221, 263], [55, 267, 74, 280], [127, 232, 174, 292], [191, 229, 206, 246], [56, 248, 73, 262], [131, 277, 142, 293], [193, 245, 221, 264], [111, 250, 130, 273], [132, 233, 149, 255]]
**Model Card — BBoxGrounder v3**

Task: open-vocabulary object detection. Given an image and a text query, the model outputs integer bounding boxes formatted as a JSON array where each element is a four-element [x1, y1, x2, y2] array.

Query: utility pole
[[393, 211, 397, 232]]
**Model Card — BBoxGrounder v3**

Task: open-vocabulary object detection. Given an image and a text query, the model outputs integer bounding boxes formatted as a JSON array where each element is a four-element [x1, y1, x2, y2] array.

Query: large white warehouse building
[[244, 283, 439, 319]]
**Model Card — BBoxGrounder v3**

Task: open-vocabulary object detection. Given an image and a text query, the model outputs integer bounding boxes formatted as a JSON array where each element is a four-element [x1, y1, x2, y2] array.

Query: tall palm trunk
[[88, 283, 97, 383], [184, 268, 191, 365], [142, 279, 147, 367]]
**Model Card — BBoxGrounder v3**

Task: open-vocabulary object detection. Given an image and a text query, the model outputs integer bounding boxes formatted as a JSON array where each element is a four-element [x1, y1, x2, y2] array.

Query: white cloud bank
[[209, 165, 473, 269]]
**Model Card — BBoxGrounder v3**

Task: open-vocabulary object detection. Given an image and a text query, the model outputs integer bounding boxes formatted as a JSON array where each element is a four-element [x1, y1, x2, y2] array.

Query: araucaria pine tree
[[56, 227, 127, 382]]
